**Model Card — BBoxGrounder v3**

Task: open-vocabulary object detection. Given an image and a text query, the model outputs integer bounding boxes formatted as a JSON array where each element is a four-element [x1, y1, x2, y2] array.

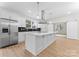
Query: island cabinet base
[[25, 32, 56, 56]]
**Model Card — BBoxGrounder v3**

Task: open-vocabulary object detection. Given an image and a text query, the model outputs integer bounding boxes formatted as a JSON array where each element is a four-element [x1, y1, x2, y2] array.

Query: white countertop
[[26, 32, 54, 36]]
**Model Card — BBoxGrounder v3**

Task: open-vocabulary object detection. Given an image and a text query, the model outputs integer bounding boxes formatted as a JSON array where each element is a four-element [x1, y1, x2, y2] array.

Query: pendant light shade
[[36, 2, 47, 24]]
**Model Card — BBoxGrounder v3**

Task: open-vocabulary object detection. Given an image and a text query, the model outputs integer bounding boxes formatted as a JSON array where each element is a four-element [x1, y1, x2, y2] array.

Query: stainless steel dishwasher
[[0, 18, 18, 48]]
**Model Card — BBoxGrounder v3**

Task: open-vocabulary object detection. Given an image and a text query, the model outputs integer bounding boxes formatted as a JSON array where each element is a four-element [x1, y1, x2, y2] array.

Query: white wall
[[47, 13, 79, 39], [48, 13, 79, 23], [0, 8, 26, 27]]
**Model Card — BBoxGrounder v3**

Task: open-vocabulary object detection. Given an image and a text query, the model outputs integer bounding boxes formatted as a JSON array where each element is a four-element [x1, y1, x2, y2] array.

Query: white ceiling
[[0, 2, 79, 21]]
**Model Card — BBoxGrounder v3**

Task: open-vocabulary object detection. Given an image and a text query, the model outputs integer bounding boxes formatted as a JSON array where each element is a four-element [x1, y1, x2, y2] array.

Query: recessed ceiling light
[[36, 16, 40, 19], [28, 10, 32, 13], [67, 11, 71, 14]]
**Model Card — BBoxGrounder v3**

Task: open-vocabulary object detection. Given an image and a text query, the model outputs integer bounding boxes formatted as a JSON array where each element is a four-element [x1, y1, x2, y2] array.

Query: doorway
[[53, 22, 67, 38]]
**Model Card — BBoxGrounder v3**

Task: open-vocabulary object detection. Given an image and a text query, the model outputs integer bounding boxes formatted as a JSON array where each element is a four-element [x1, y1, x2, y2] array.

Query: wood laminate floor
[[0, 36, 79, 57]]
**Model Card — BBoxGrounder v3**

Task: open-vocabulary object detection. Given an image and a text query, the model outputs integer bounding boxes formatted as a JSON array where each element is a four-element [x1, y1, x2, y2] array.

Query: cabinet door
[[36, 36, 44, 52], [43, 34, 54, 47]]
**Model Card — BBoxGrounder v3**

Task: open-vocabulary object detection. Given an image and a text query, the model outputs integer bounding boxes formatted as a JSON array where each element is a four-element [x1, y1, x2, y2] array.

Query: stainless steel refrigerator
[[0, 18, 18, 48]]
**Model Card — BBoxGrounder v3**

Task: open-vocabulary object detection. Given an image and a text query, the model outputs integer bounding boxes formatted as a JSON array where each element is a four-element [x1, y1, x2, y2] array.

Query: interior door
[[9, 22, 18, 44], [67, 21, 78, 39]]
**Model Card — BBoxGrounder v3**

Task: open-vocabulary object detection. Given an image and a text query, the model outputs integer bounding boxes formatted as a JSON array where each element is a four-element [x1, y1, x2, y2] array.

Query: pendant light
[[36, 2, 40, 19], [36, 2, 47, 24]]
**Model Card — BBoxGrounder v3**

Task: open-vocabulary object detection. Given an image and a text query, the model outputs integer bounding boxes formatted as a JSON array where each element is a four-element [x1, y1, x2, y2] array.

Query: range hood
[[38, 10, 48, 24], [38, 20, 47, 24]]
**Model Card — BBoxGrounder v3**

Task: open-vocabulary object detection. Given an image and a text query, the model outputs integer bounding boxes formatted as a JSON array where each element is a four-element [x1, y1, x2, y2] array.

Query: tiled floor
[[0, 36, 79, 57]]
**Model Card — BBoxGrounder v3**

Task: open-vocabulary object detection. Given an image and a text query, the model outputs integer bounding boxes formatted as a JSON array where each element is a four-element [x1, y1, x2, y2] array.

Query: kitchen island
[[25, 32, 56, 56]]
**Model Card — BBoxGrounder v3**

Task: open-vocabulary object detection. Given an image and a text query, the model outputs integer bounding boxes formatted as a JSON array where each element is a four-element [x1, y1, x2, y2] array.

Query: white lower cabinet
[[25, 32, 55, 56]]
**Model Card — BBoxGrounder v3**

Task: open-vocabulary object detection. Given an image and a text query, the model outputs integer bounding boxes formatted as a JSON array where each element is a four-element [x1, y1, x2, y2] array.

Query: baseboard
[[25, 48, 37, 56], [56, 34, 66, 37]]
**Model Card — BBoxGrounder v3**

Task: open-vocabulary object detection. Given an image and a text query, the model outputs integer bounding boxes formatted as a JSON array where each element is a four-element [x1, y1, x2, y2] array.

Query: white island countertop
[[26, 32, 55, 36]]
